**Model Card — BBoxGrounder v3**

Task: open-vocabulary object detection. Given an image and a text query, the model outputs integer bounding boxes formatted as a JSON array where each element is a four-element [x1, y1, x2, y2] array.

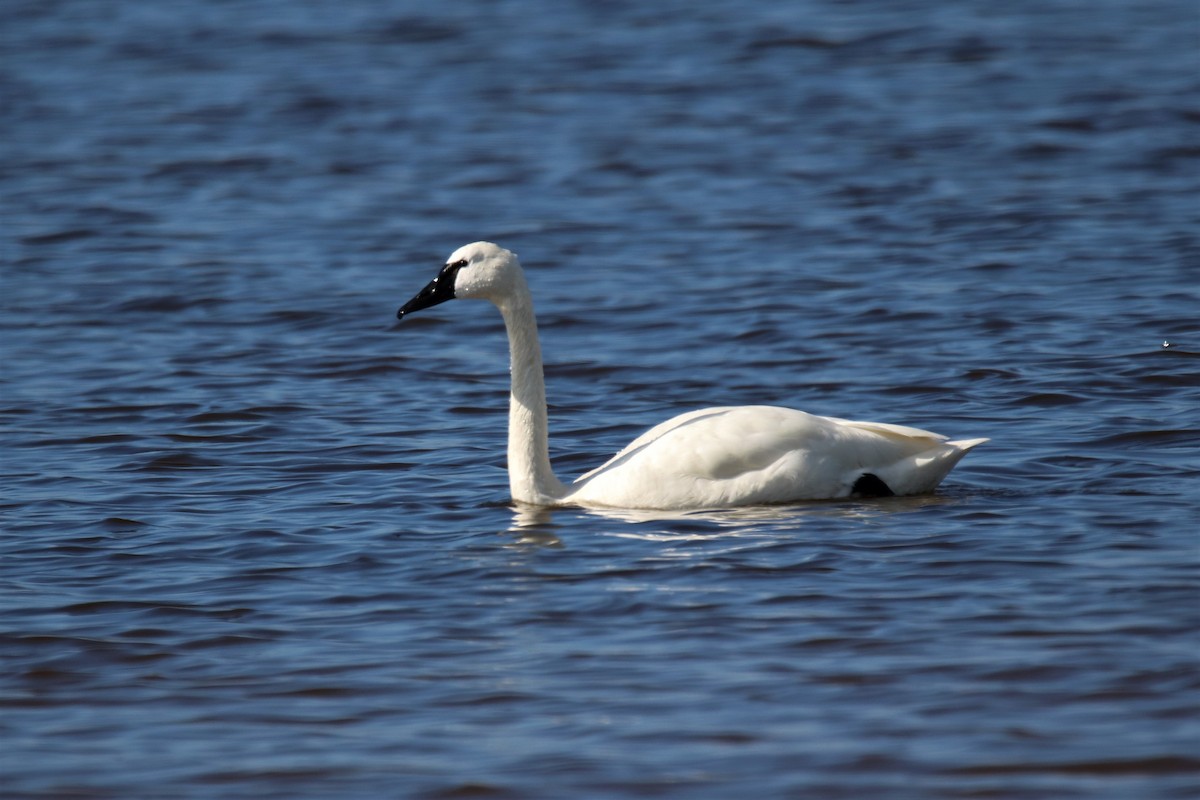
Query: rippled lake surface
[[3, 1, 1199, 797]]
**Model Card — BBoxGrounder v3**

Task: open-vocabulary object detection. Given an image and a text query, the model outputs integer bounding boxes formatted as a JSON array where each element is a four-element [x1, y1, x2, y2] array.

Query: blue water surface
[[2, 1, 1198, 798]]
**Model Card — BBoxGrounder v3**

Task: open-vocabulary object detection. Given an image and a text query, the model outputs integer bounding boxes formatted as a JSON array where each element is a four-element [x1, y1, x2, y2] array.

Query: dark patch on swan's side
[[852, 473, 894, 497]]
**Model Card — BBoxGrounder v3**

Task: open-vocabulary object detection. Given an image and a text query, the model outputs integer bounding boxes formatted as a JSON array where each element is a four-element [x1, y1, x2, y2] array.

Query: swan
[[396, 242, 987, 510]]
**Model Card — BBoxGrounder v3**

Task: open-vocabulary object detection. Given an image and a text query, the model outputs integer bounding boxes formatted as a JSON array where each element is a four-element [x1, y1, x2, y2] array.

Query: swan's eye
[[438, 258, 469, 282]]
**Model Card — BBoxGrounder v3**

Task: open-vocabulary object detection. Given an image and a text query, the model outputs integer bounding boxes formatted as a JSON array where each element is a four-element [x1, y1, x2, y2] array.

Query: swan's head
[[396, 241, 523, 320]]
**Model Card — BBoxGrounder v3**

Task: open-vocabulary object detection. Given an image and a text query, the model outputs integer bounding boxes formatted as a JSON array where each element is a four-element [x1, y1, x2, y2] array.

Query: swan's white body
[[397, 242, 986, 511]]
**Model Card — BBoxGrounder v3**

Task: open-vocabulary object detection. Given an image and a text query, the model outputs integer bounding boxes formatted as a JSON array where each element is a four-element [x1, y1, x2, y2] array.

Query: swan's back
[[566, 406, 986, 510]]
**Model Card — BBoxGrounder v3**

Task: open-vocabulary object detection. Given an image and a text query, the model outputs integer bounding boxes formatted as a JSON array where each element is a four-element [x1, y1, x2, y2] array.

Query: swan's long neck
[[496, 283, 567, 505]]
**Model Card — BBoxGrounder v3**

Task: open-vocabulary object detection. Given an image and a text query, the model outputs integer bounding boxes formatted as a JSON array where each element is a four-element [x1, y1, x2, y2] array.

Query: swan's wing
[[590, 407, 940, 476], [572, 406, 858, 502]]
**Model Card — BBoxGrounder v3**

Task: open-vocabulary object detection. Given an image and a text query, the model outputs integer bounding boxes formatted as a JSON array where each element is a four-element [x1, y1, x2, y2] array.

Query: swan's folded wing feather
[[829, 417, 948, 445], [572, 406, 741, 484]]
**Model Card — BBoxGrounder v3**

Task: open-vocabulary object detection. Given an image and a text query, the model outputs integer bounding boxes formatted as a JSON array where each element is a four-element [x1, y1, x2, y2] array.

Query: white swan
[[397, 242, 987, 510]]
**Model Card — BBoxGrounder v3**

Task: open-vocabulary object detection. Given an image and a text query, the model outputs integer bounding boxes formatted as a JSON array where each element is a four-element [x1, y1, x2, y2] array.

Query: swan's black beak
[[396, 277, 451, 320], [396, 263, 461, 320], [397, 259, 472, 321]]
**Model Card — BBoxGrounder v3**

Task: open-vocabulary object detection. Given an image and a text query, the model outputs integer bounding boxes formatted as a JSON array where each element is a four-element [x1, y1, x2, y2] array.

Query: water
[[2, 1, 1198, 797]]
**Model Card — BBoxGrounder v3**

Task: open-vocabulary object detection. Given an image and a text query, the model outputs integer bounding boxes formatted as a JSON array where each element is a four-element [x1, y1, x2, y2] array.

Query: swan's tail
[[880, 437, 989, 496]]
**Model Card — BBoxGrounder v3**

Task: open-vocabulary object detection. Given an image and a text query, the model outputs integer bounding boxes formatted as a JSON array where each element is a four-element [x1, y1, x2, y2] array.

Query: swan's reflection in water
[[505, 493, 962, 546], [504, 505, 565, 547]]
